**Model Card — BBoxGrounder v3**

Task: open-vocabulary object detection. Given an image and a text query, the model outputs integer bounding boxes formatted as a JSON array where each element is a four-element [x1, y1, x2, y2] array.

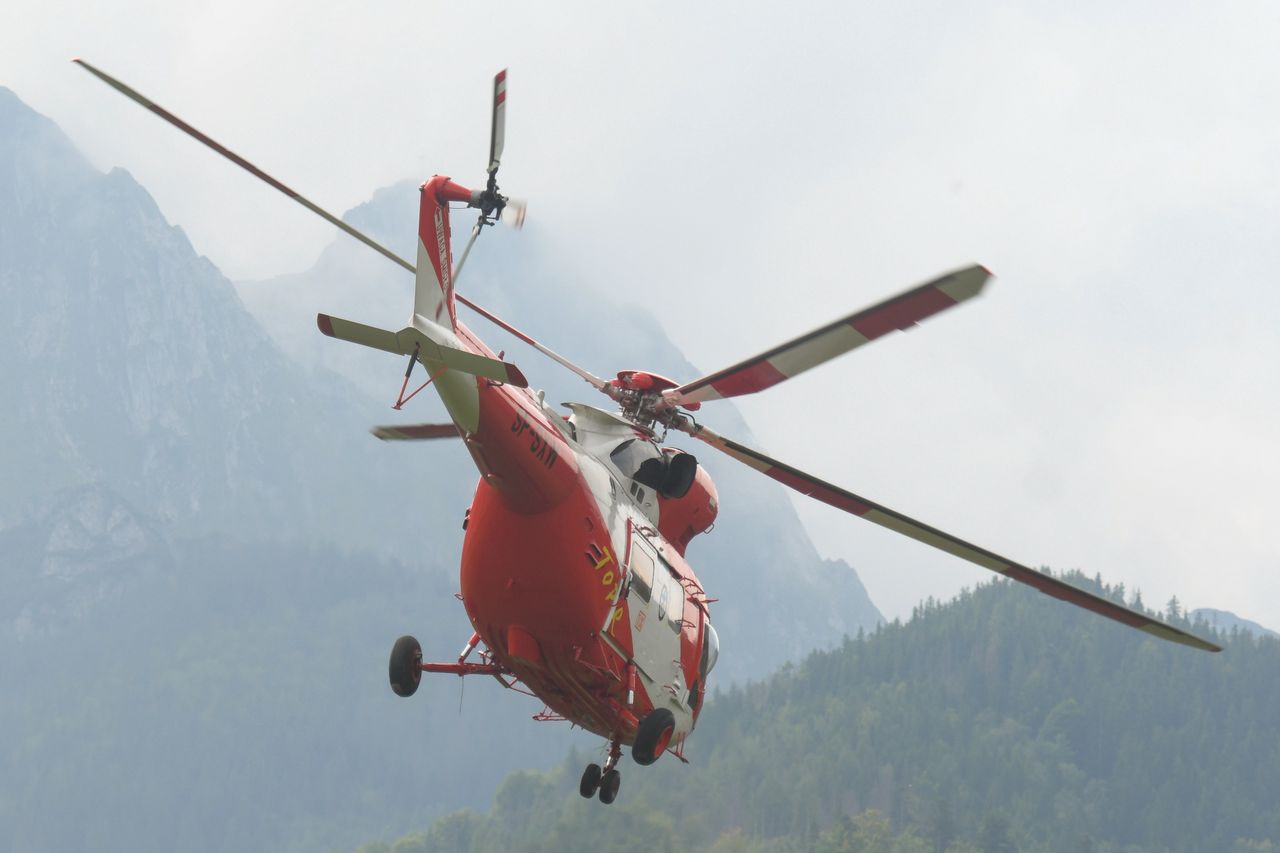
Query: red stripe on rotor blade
[[1000, 565, 1149, 628], [710, 360, 788, 398], [767, 467, 874, 516], [316, 314, 335, 337], [496, 69, 507, 83], [496, 91, 507, 105], [849, 286, 957, 340]]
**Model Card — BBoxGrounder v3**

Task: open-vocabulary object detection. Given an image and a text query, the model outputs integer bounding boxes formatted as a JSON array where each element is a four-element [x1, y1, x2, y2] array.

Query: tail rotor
[[472, 68, 519, 227], [454, 68, 525, 285]]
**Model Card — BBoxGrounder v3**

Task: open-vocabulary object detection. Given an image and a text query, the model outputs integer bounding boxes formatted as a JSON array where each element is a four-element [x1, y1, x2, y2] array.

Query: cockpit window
[[610, 439, 666, 490]]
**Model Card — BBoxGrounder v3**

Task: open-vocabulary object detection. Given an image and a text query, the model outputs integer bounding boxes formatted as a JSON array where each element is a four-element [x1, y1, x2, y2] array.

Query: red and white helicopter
[[79, 61, 1220, 806]]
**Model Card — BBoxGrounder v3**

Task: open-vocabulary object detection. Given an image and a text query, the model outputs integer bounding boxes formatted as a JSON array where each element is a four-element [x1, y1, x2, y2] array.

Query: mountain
[[1, 87, 576, 852], [1, 87, 880, 853], [1, 483, 170, 641], [1190, 608, 1279, 640], [0, 87, 472, 559], [238, 179, 884, 678], [360, 574, 1279, 853]]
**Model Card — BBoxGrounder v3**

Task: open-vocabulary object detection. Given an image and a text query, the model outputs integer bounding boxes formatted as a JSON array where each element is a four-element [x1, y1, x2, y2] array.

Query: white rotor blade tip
[[502, 198, 527, 229], [489, 69, 507, 174]]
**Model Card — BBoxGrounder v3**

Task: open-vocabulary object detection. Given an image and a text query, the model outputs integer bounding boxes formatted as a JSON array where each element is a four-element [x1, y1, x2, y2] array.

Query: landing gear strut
[[580, 735, 623, 805], [388, 632, 510, 698]]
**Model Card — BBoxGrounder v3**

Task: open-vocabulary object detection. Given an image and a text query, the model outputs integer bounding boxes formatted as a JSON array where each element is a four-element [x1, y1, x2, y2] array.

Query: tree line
[[356, 571, 1280, 853]]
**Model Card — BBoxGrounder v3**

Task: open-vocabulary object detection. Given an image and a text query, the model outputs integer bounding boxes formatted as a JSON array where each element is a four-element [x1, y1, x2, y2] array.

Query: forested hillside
[[360, 574, 1279, 853]]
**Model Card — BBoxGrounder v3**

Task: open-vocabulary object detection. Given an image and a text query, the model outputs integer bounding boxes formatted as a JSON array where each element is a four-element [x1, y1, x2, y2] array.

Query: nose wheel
[[579, 736, 623, 804]]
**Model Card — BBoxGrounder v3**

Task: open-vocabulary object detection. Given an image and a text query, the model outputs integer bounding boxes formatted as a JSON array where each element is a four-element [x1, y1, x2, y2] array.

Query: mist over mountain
[[1, 88, 880, 853], [1190, 608, 1278, 640], [0, 87, 471, 561]]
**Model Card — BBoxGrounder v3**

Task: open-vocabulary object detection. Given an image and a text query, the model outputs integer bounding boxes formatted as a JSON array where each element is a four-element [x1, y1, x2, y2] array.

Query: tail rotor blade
[[371, 423, 461, 441], [500, 197, 527, 229], [488, 68, 507, 177]]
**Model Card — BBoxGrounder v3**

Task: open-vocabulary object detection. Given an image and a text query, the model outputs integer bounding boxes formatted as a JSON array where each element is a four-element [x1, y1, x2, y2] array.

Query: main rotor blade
[[661, 265, 991, 410], [371, 423, 461, 441], [73, 58, 415, 276], [457, 298, 609, 391], [77, 59, 603, 392], [678, 421, 1222, 653], [488, 69, 507, 176]]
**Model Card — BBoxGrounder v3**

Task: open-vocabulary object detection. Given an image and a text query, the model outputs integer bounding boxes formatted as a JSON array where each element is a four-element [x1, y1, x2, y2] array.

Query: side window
[[630, 546, 654, 602], [658, 560, 684, 634], [668, 587, 683, 633]]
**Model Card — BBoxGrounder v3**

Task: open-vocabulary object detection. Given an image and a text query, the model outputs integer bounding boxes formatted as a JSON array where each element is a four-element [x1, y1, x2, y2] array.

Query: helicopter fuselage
[[444, 320, 716, 751]]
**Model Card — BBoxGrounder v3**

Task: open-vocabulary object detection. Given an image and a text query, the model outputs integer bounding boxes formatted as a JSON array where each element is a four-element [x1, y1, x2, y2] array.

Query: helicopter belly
[[458, 474, 630, 733], [460, 480, 609, 648], [458, 450, 700, 744]]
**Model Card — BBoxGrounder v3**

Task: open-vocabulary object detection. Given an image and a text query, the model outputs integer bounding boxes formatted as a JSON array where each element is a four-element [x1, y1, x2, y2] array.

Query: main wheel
[[598, 768, 621, 805], [579, 763, 602, 798], [388, 635, 423, 697], [631, 708, 676, 765]]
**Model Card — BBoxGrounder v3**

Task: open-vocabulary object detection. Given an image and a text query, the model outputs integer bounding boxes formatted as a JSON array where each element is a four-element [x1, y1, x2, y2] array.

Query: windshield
[[609, 438, 665, 489]]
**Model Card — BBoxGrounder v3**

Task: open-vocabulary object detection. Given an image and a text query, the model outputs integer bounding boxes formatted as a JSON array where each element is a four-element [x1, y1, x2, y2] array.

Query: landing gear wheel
[[388, 635, 423, 697], [632, 707, 676, 765], [579, 763, 602, 798], [598, 768, 621, 805]]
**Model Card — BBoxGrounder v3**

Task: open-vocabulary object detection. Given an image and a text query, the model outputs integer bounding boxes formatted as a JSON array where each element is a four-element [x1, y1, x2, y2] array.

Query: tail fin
[[414, 176, 480, 331]]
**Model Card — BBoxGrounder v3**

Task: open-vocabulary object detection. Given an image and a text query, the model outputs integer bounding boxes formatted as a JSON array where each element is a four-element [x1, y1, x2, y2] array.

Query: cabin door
[[618, 529, 685, 699]]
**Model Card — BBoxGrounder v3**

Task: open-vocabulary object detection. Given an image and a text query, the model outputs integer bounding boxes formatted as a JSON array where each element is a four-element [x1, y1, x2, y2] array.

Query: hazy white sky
[[5, 2, 1278, 629]]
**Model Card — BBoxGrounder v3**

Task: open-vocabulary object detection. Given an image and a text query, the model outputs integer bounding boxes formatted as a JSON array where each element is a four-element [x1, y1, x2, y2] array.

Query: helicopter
[[77, 60, 1220, 807]]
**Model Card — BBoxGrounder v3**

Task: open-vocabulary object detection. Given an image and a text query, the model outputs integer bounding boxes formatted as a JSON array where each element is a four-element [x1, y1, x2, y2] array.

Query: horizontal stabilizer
[[317, 313, 528, 387], [371, 423, 461, 441], [316, 313, 403, 354]]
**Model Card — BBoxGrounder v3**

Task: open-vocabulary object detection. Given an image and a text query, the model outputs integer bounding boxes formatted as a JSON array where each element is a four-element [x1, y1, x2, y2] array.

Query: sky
[[5, 1, 1279, 630]]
